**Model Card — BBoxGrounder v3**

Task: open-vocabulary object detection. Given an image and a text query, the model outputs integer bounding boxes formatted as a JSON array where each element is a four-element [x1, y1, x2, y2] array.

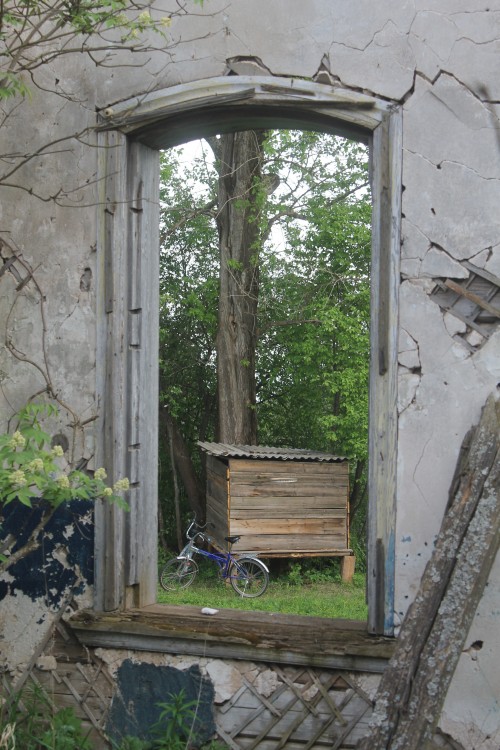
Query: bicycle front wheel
[[229, 557, 269, 598], [160, 557, 198, 592]]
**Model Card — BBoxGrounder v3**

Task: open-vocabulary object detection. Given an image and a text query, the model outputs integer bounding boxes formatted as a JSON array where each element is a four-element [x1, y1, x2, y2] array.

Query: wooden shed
[[198, 443, 355, 579]]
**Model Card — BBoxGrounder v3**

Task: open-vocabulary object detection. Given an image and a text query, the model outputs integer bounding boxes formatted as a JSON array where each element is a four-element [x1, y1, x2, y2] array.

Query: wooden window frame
[[94, 77, 402, 637]]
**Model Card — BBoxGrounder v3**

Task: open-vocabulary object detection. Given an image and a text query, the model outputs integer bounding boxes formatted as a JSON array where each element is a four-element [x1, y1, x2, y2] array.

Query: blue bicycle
[[159, 519, 269, 598]]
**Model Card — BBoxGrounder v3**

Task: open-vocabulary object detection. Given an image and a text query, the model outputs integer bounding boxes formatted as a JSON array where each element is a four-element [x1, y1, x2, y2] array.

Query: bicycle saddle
[[225, 535, 241, 544]]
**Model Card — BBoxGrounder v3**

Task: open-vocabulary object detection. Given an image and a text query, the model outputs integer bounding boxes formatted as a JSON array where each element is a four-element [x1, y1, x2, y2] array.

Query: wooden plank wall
[[95, 134, 160, 611], [227, 460, 350, 555], [206, 455, 230, 549]]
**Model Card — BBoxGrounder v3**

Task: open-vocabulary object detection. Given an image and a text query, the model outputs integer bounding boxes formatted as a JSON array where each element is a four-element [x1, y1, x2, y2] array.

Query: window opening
[[157, 130, 371, 620], [94, 78, 401, 637]]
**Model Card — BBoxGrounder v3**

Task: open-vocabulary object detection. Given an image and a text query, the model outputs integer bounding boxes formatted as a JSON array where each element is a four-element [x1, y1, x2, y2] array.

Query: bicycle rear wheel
[[160, 557, 198, 591], [229, 557, 269, 598]]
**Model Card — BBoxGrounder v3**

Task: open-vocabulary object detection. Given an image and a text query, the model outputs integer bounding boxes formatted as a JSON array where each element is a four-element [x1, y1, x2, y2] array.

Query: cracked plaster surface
[[420, 246, 470, 278], [471, 245, 500, 278], [0, 592, 96, 677], [398, 329, 421, 370], [404, 74, 500, 179], [329, 20, 416, 101], [2, 2, 500, 746], [402, 150, 500, 259], [408, 12, 460, 81], [395, 282, 498, 611]]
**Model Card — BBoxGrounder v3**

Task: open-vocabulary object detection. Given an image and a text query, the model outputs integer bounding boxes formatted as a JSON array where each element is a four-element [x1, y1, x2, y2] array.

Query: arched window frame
[[94, 77, 402, 636]]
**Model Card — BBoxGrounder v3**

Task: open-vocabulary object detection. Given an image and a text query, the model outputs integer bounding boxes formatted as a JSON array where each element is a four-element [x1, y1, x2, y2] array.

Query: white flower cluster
[[9, 469, 27, 487], [10, 431, 26, 449], [113, 478, 130, 493]]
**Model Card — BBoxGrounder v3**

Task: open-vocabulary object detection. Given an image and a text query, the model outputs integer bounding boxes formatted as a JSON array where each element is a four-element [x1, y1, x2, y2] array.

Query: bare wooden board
[[230, 484, 349, 499], [231, 533, 348, 552], [231, 508, 347, 520], [208, 454, 230, 480], [230, 518, 346, 536], [231, 495, 347, 510], [229, 460, 348, 476]]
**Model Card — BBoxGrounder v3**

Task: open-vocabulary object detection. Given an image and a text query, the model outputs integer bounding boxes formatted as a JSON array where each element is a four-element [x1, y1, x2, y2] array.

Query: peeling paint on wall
[[0, 499, 93, 605], [106, 659, 215, 746], [0, 499, 94, 674]]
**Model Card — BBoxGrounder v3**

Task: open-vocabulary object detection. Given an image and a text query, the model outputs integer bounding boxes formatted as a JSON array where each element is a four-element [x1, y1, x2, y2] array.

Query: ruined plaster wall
[[1, 1, 499, 747], [0, 44, 100, 678], [95, 648, 380, 748]]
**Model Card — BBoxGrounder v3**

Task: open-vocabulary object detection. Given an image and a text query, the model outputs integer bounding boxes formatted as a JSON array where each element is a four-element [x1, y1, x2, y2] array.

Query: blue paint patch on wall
[[401, 535, 412, 543], [107, 659, 216, 746], [0, 499, 94, 607]]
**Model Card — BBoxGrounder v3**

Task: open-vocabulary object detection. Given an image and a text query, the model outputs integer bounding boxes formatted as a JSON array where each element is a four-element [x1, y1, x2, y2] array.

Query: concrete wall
[[1, 2, 499, 747]]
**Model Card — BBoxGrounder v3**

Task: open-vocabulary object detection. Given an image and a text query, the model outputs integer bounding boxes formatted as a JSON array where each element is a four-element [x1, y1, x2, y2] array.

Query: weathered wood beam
[[70, 605, 394, 673], [444, 278, 500, 318], [357, 394, 500, 749]]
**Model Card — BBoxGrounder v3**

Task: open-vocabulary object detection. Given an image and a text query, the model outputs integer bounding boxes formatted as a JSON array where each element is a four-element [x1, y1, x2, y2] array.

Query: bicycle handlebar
[[185, 517, 213, 542]]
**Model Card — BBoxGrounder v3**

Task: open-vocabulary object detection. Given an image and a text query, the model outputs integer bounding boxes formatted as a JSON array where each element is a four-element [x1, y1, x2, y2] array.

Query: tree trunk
[[357, 394, 500, 749], [214, 130, 266, 444], [159, 406, 205, 522], [166, 416, 184, 551], [349, 458, 367, 529]]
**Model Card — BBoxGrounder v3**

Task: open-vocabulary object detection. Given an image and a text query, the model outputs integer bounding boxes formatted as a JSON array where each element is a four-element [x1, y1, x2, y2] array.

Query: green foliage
[[0, 683, 92, 750], [114, 688, 226, 750], [284, 559, 342, 586], [0, 403, 128, 510], [1, 683, 227, 750], [0, 70, 30, 99], [158, 563, 368, 620], [158, 144, 219, 540], [256, 132, 371, 461], [150, 690, 198, 749], [158, 130, 371, 549], [0, 402, 129, 570], [38, 708, 93, 750]]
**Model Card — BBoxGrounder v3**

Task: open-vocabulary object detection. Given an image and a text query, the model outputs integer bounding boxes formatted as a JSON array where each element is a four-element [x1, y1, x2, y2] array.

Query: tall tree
[[158, 130, 371, 543], [210, 131, 266, 444]]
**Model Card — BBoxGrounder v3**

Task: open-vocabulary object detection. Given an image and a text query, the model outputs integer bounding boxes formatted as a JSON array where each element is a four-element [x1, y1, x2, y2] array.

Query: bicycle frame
[[179, 537, 234, 579], [160, 519, 270, 597], [177, 521, 269, 580]]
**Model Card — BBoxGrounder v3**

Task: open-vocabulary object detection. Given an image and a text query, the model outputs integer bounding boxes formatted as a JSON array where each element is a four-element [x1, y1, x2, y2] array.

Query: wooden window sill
[[70, 605, 394, 673]]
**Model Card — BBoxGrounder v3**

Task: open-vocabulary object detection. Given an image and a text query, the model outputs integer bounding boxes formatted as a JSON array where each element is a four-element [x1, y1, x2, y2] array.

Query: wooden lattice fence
[[215, 666, 373, 750], [0, 620, 464, 750]]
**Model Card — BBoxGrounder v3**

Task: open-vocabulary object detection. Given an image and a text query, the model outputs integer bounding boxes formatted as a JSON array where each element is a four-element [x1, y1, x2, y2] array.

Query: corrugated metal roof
[[197, 442, 347, 462]]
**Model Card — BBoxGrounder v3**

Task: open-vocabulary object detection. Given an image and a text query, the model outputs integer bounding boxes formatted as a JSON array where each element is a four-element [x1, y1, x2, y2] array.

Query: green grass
[[157, 563, 367, 620]]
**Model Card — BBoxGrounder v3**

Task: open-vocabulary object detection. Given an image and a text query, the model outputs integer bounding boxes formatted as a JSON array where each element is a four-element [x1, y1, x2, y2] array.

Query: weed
[[151, 689, 198, 748], [39, 708, 92, 750], [114, 689, 228, 750], [0, 683, 91, 750], [0, 723, 15, 750], [1, 683, 228, 750], [286, 562, 304, 586]]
